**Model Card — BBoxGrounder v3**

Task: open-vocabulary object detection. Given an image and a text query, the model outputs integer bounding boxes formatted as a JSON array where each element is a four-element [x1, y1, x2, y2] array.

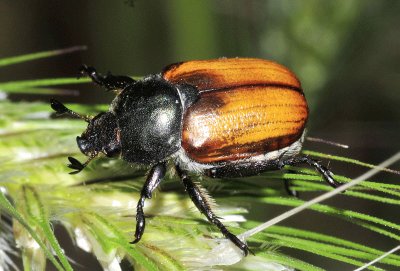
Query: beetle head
[[50, 99, 121, 174], [77, 112, 121, 158]]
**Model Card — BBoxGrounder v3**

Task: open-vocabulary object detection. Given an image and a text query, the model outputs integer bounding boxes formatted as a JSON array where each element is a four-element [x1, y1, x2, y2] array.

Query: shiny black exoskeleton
[[112, 77, 196, 164]]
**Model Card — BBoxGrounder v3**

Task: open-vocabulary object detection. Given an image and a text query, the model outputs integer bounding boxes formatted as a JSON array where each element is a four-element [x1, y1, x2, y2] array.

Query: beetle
[[51, 58, 340, 256]]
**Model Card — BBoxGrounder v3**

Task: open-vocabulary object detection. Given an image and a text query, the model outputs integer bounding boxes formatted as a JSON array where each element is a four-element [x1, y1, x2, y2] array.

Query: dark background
[[1, 1, 399, 270]]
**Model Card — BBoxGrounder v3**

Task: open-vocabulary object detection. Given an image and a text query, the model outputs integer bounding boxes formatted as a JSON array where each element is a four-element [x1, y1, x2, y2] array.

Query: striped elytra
[[163, 58, 309, 164]]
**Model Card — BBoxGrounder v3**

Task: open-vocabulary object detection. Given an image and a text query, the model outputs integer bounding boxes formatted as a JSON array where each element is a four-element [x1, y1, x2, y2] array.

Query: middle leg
[[175, 165, 250, 256]]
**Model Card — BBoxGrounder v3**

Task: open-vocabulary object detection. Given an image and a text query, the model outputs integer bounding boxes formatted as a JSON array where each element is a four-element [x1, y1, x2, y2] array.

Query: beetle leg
[[80, 64, 136, 92], [175, 165, 250, 256], [282, 157, 299, 196], [130, 162, 166, 244], [279, 156, 340, 188], [284, 178, 299, 197]]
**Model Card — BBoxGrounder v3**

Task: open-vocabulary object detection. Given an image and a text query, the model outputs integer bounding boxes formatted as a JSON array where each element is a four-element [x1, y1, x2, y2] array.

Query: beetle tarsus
[[175, 165, 250, 256], [131, 162, 166, 244], [284, 178, 299, 197], [280, 156, 341, 188], [131, 200, 145, 244], [80, 64, 136, 92]]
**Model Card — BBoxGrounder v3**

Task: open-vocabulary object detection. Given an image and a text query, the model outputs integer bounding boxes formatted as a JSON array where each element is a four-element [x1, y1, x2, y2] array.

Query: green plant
[[0, 48, 399, 271]]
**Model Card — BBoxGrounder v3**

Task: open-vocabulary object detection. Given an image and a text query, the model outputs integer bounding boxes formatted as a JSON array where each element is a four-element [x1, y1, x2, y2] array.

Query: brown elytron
[[163, 58, 308, 163]]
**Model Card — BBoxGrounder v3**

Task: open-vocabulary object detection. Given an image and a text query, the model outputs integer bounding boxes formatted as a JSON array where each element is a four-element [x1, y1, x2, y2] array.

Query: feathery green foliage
[[0, 49, 399, 271]]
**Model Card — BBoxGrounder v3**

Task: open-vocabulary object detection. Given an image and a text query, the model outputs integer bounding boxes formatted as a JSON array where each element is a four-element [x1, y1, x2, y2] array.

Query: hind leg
[[279, 156, 340, 188]]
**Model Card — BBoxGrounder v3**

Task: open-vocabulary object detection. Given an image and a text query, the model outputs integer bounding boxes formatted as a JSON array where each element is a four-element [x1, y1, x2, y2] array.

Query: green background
[[1, 1, 399, 270]]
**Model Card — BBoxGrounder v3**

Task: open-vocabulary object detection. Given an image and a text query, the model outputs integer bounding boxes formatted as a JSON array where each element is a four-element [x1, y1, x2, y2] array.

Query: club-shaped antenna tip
[[67, 156, 85, 174], [50, 99, 68, 114]]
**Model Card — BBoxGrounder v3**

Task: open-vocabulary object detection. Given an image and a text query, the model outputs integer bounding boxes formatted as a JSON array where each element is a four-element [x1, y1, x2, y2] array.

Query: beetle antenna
[[50, 99, 92, 122], [67, 155, 96, 174]]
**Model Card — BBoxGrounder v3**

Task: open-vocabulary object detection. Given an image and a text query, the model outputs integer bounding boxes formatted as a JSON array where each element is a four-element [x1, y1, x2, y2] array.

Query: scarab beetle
[[51, 58, 340, 256]]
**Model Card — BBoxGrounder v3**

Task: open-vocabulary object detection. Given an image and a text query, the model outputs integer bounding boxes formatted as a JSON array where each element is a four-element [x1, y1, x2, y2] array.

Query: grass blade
[[0, 46, 87, 67], [0, 192, 65, 271]]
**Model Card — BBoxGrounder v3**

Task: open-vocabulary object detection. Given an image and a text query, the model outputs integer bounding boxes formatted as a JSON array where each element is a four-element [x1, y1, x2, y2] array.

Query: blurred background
[[1, 0, 399, 270]]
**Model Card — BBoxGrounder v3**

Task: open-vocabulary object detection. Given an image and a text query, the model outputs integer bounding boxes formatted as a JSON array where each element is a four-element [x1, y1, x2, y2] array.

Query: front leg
[[175, 165, 250, 256], [130, 162, 166, 244], [80, 64, 136, 92]]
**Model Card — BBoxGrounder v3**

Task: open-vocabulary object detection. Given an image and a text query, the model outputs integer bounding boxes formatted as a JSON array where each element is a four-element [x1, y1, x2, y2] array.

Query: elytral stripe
[[163, 58, 302, 92]]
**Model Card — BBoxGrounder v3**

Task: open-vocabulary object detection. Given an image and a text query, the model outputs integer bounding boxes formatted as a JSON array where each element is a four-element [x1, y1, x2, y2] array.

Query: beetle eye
[[77, 136, 90, 155]]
